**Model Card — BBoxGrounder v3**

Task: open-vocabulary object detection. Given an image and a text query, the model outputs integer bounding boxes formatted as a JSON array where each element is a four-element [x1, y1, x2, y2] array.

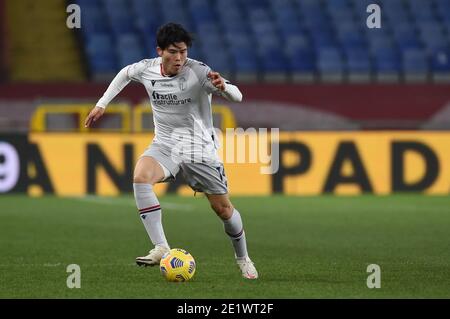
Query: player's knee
[[211, 202, 233, 219], [133, 172, 152, 184]]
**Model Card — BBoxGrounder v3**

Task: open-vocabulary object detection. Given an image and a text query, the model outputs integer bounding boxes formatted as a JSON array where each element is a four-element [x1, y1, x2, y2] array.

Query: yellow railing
[[31, 103, 131, 132], [31, 103, 236, 132]]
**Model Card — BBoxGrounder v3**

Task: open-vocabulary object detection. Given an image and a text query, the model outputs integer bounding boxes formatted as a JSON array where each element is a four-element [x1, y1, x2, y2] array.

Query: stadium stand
[[3, 0, 450, 85], [69, 0, 450, 83], [5, 0, 85, 82]]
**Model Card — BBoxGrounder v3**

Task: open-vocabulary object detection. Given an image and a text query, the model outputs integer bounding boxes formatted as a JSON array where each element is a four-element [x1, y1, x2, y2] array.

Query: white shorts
[[141, 143, 228, 195]]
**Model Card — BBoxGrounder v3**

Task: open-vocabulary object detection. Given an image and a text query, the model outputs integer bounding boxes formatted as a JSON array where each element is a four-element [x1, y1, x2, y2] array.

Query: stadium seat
[[372, 46, 401, 82], [85, 33, 117, 78], [431, 48, 450, 82], [116, 33, 145, 68], [337, 27, 367, 50], [187, 42, 203, 62], [402, 48, 429, 82], [202, 50, 233, 75], [102, 0, 136, 35], [259, 46, 287, 82], [326, 0, 351, 10], [317, 48, 345, 82], [417, 23, 449, 52], [74, 0, 450, 83], [393, 24, 422, 50], [80, 7, 110, 37], [345, 48, 372, 82], [288, 48, 316, 75]]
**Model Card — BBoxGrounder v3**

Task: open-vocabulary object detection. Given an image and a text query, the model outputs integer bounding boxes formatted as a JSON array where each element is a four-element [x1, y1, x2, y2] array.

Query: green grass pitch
[[0, 194, 449, 298]]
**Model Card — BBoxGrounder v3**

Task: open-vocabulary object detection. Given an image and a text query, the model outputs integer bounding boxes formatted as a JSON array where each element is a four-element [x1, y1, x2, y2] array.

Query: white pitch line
[[71, 196, 194, 211]]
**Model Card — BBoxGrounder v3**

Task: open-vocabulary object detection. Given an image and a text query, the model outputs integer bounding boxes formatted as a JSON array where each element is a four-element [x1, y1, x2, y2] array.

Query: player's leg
[[133, 156, 170, 266], [181, 162, 258, 279], [206, 193, 258, 279], [206, 193, 245, 256]]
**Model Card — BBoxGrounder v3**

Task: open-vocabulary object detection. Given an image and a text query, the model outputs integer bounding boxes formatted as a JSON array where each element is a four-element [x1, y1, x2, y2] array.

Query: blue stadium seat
[[417, 23, 449, 52], [365, 25, 394, 47], [142, 34, 157, 56], [351, 0, 380, 17], [326, 0, 351, 10], [250, 21, 277, 39], [328, 10, 355, 28], [187, 42, 203, 61], [117, 47, 145, 68], [85, 33, 117, 74], [402, 48, 429, 74], [161, 12, 192, 31], [132, 0, 161, 35], [80, 6, 109, 36], [379, 0, 405, 10], [393, 24, 422, 50], [317, 48, 344, 74], [189, 0, 216, 26], [295, 0, 321, 10], [276, 18, 305, 39], [231, 51, 259, 74], [116, 33, 145, 67], [302, 11, 330, 31], [345, 48, 372, 73], [202, 51, 233, 73], [76, 0, 450, 82], [260, 49, 288, 73], [409, 0, 435, 21], [241, 0, 269, 10], [288, 49, 316, 73], [311, 29, 338, 50], [384, 8, 411, 25], [285, 36, 313, 73], [372, 46, 401, 73], [435, 0, 450, 20], [337, 26, 367, 50], [75, 0, 102, 9], [430, 48, 450, 73], [102, 0, 136, 34]]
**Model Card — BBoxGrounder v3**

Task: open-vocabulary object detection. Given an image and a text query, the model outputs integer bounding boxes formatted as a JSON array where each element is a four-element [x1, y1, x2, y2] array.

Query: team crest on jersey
[[178, 77, 187, 91]]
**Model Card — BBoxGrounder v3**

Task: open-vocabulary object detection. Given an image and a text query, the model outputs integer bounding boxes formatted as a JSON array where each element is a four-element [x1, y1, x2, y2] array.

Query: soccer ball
[[160, 248, 196, 282]]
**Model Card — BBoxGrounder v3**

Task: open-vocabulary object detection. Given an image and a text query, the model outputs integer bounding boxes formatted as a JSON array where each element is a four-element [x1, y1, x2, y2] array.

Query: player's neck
[[160, 63, 177, 77]]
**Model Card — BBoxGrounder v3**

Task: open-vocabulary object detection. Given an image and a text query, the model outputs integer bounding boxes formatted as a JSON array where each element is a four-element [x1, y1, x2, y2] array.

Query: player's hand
[[208, 71, 225, 91], [84, 106, 105, 128]]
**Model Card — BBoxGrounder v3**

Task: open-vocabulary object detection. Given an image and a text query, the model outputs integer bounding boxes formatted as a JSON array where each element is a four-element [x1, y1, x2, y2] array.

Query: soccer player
[[84, 23, 258, 279]]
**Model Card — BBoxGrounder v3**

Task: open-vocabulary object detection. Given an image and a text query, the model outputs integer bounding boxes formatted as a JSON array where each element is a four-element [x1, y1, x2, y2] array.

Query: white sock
[[133, 183, 169, 248], [223, 209, 248, 259]]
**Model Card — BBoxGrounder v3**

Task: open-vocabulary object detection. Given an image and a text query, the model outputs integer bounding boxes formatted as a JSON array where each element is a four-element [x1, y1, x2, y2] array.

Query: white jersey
[[96, 57, 242, 164]]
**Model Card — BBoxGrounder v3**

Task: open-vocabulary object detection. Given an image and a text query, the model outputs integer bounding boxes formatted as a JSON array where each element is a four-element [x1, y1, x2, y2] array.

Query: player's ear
[[156, 47, 163, 57]]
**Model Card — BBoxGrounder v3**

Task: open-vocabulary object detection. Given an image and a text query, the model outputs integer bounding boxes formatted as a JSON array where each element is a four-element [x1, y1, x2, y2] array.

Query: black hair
[[156, 23, 193, 49]]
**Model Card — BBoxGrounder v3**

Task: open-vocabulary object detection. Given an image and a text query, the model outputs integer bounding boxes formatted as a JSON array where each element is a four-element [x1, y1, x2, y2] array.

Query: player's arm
[[85, 60, 148, 127], [207, 71, 243, 102], [84, 67, 131, 127]]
